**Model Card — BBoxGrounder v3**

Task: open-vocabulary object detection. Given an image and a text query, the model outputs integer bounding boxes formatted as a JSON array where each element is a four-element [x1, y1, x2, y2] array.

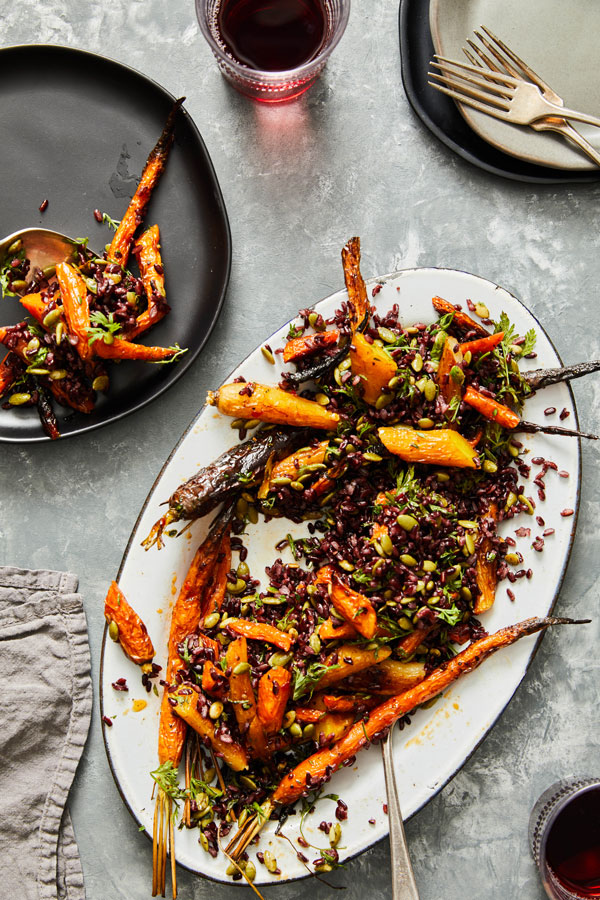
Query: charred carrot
[[339, 659, 426, 695], [283, 330, 339, 363], [460, 331, 504, 356], [104, 581, 155, 665], [127, 225, 170, 339], [398, 625, 434, 657], [322, 694, 380, 713], [0, 353, 19, 397], [200, 528, 231, 621], [463, 385, 521, 430], [350, 332, 397, 405], [269, 440, 329, 482], [257, 667, 292, 734], [342, 237, 369, 332], [474, 502, 499, 615], [432, 296, 488, 337], [209, 382, 340, 431], [378, 426, 480, 469], [19, 292, 49, 324], [225, 619, 294, 652], [55, 263, 92, 362], [318, 618, 358, 640], [271, 616, 587, 806], [437, 336, 464, 414], [294, 707, 325, 723], [201, 660, 226, 695], [172, 687, 248, 772], [226, 637, 267, 759], [92, 336, 183, 362], [109, 99, 184, 266], [317, 566, 377, 639]]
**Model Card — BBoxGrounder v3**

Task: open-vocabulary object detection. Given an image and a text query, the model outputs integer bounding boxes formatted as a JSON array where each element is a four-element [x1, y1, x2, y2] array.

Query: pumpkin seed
[[422, 560, 436, 572], [518, 494, 535, 515], [505, 552, 520, 566], [411, 353, 424, 373], [508, 443, 520, 458], [463, 350, 472, 366], [435, 471, 450, 482], [227, 578, 247, 594], [55, 322, 65, 344], [270, 651, 293, 667], [261, 345, 275, 364], [209, 701, 223, 719], [303, 724, 315, 739], [380, 533, 394, 555], [92, 375, 109, 391], [375, 392, 393, 410], [26, 337, 40, 354], [308, 312, 319, 329], [329, 823, 342, 847], [289, 722, 303, 738], [199, 832, 209, 852], [204, 767, 216, 783], [204, 612, 220, 629], [126, 290, 137, 305], [108, 620, 119, 642], [417, 417, 434, 429], [400, 554, 417, 567], [482, 459, 498, 474], [396, 514, 418, 531], [247, 505, 259, 524], [464, 533, 476, 556], [339, 559, 355, 572], [431, 330, 447, 356], [315, 863, 333, 873], [283, 710, 296, 728], [398, 616, 412, 631], [474, 302, 489, 319], [245, 861, 256, 882], [378, 326, 397, 344], [85, 277, 98, 294], [424, 379, 438, 402], [388, 375, 400, 390], [339, 357, 351, 372], [226, 863, 238, 876], [362, 451, 382, 462], [245, 418, 261, 430], [239, 775, 257, 790], [8, 239, 22, 254], [8, 392, 31, 405], [505, 491, 518, 510], [461, 587, 472, 602], [26, 367, 51, 376], [43, 306, 63, 329], [50, 369, 67, 381], [264, 851, 278, 873], [237, 561, 250, 578], [230, 418, 246, 430], [450, 365, 465, 385], [316, 392, 329, 406], [233, 662, 251, 676]]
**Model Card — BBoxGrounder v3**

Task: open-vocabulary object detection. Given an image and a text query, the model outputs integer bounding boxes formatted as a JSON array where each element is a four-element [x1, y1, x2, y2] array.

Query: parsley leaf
[[86, 311, 122, 345], [293, 661, 340, 701]]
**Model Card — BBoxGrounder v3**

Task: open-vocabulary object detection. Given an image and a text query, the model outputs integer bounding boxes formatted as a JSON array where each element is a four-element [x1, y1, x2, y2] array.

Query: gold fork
[[462, 26, 600, 166]]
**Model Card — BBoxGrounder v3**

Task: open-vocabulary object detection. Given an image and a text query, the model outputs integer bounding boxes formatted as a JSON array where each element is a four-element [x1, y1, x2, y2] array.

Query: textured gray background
[[1, 2, 600, 898]]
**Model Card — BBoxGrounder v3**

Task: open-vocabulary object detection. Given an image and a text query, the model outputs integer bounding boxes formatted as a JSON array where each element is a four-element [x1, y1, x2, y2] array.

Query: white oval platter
[[101, 266, 580, 885]]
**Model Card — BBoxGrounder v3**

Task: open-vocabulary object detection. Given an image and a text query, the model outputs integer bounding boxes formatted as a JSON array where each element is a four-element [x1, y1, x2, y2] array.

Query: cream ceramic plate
[[430, 0, 600, 171], [101, 267, 580, 885]]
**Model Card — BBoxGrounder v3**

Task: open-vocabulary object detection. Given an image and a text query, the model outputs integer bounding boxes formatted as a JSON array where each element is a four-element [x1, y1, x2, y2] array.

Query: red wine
[[216, 0, 327, 72], [546, 787, 600, 897]]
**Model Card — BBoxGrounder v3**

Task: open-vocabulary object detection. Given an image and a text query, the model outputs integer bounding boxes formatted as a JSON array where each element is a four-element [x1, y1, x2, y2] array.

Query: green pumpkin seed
[[209, 701, 223, 719], [450, 365, 465, 385], [375, 392, 393, 410], [315, 863, 333, 873], [308, 312, 319, 329], [339, 559, 355, 572], [270, 651, 293, 667], [85, 277, 98, 294], [245, 861, 256, 882], [26, 337, 40, 354], [378, 326, 397, 344], [461, 587, 473, 602], [108, 620, 119, 642], [247, 505, 259, 524], [380, 533, 394, 555], [417, 417, 434, 429], [230, 418, 246, 430], [204, 612, 220, 629], [199, 832, 210, 852], [400, 554, 417, 567], [50, 369, 68, 381], [388, 375, 400, 390], [422, 560, 436, 572], [505, 552, 520, 566], [11, 279, 29, 292], [272, 476, 292, 487], [290, 480, 304, 492], [92, 375, 109, 391], [55, 322, 65, 344], [233, 662, 251, 676], [43, 306, 63, 328], [432, 330, 447, 356], [308, 632, 322, 654], [315, 392, 329, 406], [474, 302, 489, 319], [226, 863, 237, 876], [505, 491, 518, 510], [126, 290, 137, 305], [398, 616, 412, 631], [508, 443, 520, 458], [411, 353, 423, 373], [237, 561, 250, 578], [245, 418, 261, 430], [436, 471, 450, 482], [8, 392, 31, 405], [261, 345, 275, 364], [283, 710, 296, 728], [239, 774, 257, 791], [518, 494, 535, 515], [329, 822, 342, 847], [396, 514, 418, 531], [363, 451, 382, 463], [8, 239, 22, 254], [464, 533, 476, 556], [424, 380, 438, 402], [227, 578, 247, 594], [303, 723, 315, 739], [204, 767, 216, 783], [289, 722, 303, 738], [482, 459, 498, 474], [463, 350, 472, 366]]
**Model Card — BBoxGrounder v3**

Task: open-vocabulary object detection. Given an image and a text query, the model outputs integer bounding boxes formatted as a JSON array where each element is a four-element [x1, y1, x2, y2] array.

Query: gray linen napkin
[[0, 566, 92, 900]]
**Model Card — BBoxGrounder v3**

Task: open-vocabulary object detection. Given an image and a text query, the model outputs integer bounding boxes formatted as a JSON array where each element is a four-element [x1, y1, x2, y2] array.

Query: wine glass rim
[[195, 0, 351, 81], [540, 780, 600, 858]]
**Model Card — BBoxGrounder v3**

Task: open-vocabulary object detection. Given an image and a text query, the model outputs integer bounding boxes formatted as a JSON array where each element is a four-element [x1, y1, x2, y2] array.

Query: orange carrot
[[398, 625, 434, 657], [432, 296, 488, 337], [342, 237, 369, 332], [104, 581, 155, 665], [92, 336, 182, 362], [158, 516, 228, 767], [378, 426, 480, 469], [283, 330, 339, 363], [202, 660, 227, 696], [322, 694, 380, 713], [19, 292, 49, 324], [463, 385, 520, 430], [294, 707, 325, 724], [172, 687, 248, 772], [315, 565, 377, 640], [349, 332, 397, 405], [226, 637, 267, 759], [318, 618, 358, 640], [257, 667, 292, 734], [127, 225, 170, 338], [474, 501, 499, 615], [272, 617, 575, 805], [460, 331, 504, 356], [200, 529, 231, 621], [109, 99, 183, 265], [211, 382, 340, 431], [55, 263, 92, 361], [269, 441, 329, 482], [437, 336, 464, 413], [225, 619, 294, 652]]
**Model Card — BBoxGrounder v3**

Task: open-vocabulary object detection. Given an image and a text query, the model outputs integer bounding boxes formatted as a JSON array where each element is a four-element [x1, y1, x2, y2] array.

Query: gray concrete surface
[[1, 2, 600, 898]]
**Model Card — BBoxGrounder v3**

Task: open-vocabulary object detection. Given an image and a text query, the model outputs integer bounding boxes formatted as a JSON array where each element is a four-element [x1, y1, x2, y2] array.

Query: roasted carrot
[[322, 694, 380, 713], [463, 385, 521, 430], [92, 336, 182, 362], [316, 643, 392, 691], [225, 619, 294, 652], [271, 617, 584, 805], [55, 263, 92, 362], [350, 332, 397, 405], [109, 99, 184, 266], [201, 660, 227, 696], [19, 292, 49, 324], [127, 225, 170, 339], [316, 566, 377, 639], [283, 330, 339, 363], [397, 625, 435, 657], [312, 711, 355, 746], [378, 426, 480, 469], [209, 382, 340, 431], [0, 353, 19, 397], [474, 501, 499, 615], [269, 440, 329, 482], [226, 637, 268, 759], [460, 331, 504, 356], [437, 336, 464, 415], [200, 529, 231, 620], [172, 687, 248, 771], [104, 580, 155, 665], [337, 659, 426, 695], [294, 707, 325, 723], [342, 236, 369, 332], [257, 667, 292, 734], [432, 296, 488, 337], [158, 514, 229, 767], [318, 618, 359, 640]]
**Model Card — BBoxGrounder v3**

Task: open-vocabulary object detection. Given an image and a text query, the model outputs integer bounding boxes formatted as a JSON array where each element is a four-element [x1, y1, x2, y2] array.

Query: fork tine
[[473, 29, 522, 80], [479, 25, 548, 90], [427, 80, 512, 121], [427, 72, 509, 112], [429, 63, 513, 100], [433, 55, 517, 86], [465, 38, 510, 77]]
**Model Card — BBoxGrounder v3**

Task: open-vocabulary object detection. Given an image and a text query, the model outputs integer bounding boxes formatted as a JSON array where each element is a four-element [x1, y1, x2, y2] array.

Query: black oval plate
[[0, 44, 231, 442], [399, 0, 600, 185]]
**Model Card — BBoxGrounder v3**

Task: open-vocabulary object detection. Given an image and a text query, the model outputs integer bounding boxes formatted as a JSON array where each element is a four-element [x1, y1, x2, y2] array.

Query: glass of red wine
[[196, 0, 350, 102], [530, 779, 600, 899]]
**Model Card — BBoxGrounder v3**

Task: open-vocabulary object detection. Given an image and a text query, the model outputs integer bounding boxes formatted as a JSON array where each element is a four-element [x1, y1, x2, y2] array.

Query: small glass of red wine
[[196, 0, 350, 102], [530, 779, 600, 899]]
